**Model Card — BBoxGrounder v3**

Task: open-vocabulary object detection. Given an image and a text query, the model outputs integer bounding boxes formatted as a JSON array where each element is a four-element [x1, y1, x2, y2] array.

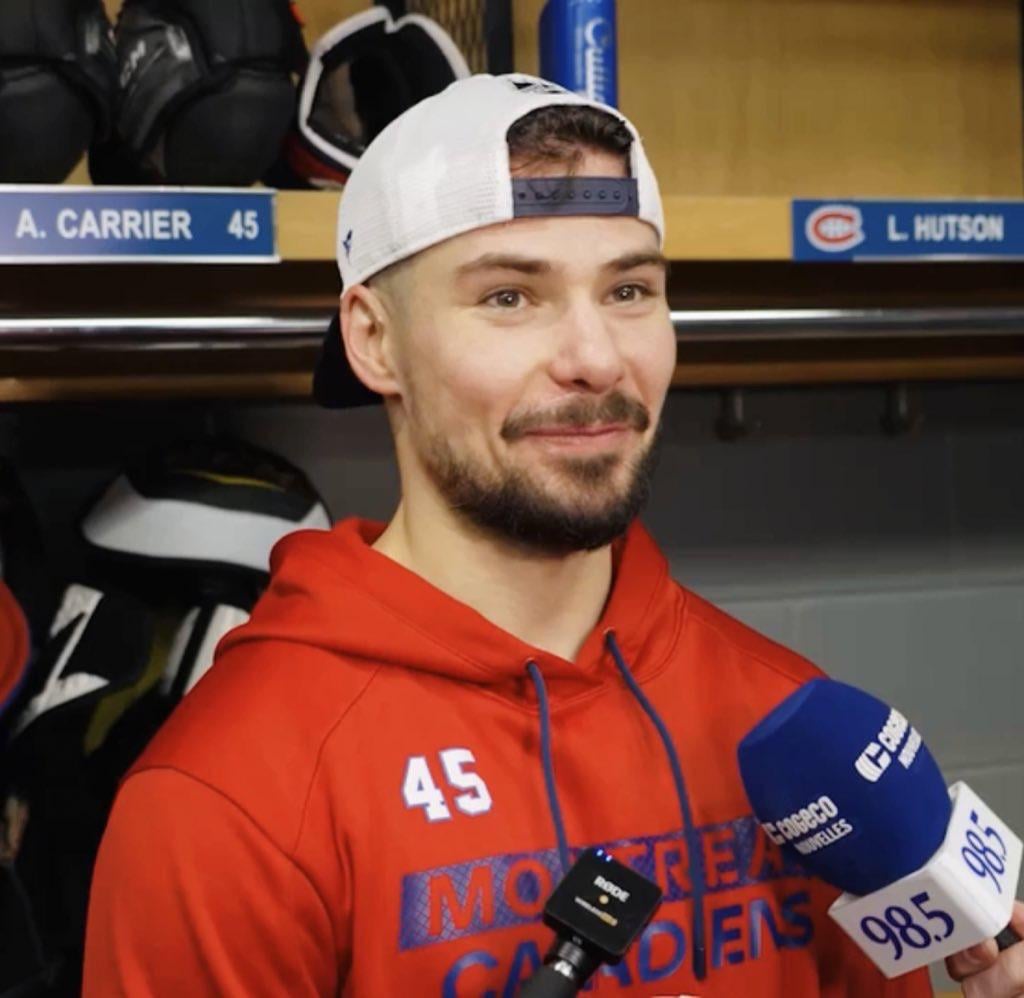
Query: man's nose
[[548, 299, 625, 394]]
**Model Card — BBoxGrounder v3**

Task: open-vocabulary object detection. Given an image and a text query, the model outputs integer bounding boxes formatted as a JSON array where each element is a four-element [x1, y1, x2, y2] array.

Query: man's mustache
[[502, 392, 650, 440]]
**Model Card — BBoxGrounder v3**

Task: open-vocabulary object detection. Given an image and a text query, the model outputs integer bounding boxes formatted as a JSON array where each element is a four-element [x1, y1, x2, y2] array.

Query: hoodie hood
[[221, 516, 685, 703]]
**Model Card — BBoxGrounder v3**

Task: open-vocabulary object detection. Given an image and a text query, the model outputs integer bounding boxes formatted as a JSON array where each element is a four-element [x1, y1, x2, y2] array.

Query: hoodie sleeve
[[83, 768, 339, 998]]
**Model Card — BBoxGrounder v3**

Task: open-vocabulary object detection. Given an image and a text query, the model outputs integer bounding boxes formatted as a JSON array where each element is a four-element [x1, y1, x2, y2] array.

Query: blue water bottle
[[539, 0, 618, 107]]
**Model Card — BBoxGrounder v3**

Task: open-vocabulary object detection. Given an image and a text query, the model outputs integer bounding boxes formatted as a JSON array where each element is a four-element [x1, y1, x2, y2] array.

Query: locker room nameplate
[[0, 186, 277, 263], [793, 199, 1024, 262]]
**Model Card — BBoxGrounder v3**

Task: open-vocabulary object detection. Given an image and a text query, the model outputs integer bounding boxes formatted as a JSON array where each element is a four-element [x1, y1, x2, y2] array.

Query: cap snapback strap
[[511, 177, 639, 219]]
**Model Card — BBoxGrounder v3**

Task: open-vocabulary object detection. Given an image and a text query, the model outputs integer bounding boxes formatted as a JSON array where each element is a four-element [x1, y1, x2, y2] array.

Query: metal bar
[[0, 315, 327, 350], [672, 307, 1024, 340], [2, 307, 1024, 352]]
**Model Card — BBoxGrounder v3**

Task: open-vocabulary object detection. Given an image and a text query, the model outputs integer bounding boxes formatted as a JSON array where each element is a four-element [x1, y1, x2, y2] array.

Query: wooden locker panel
[[515, 0, 1024, 198]]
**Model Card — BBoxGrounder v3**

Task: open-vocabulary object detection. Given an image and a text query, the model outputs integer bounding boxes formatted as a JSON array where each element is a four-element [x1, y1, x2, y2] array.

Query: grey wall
[[647, 385, 1024, 838], [2, 380, 1022, 990]]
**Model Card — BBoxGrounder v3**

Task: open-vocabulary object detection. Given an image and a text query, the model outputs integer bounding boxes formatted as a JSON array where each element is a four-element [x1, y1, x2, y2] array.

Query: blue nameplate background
[[793, 199, 1024, 262], [0, 187, 276, 263]]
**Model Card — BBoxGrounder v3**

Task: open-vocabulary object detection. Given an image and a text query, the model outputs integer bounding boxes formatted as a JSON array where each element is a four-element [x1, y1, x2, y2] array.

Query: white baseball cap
[[314, 72, 664, 407]]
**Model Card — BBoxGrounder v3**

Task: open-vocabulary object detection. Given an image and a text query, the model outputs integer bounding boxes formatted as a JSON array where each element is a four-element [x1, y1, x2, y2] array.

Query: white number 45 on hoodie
[[402, 748, 493, 822]]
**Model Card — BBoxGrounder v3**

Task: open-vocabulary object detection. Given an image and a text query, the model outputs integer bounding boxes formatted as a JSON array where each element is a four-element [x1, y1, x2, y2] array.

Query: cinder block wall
[[644, 385, 1024, 832]]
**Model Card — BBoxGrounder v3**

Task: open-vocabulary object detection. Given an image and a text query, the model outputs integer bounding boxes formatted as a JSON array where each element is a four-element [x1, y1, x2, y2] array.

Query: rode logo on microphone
[[805, 204, 865, 253], [854, 707, 923, 783], [593, 874, 630, 902]]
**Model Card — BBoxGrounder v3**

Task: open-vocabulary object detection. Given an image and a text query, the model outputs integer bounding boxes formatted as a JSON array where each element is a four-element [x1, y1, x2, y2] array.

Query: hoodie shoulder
[[129, 639, 380, 853], [678, 583, 826, 688]]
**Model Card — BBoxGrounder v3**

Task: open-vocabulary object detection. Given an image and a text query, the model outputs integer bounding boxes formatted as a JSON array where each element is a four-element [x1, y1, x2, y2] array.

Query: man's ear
[[339, 285, 402, 399]]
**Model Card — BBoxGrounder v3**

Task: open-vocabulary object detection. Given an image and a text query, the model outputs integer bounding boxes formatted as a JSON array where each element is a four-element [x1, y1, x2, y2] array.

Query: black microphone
[[520, 847, 663, 997]]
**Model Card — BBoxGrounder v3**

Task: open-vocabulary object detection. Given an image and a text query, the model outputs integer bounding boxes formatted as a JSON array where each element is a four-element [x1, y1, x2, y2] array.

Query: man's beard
[[418, 392, 661, 555]]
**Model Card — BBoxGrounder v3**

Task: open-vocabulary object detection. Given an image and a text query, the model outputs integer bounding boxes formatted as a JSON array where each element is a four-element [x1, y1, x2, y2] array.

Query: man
[[84, 74, 1023, 996]]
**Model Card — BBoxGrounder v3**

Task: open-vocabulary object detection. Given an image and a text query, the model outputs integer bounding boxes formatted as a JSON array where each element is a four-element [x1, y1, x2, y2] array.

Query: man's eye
[[482, 285, 654, 308], [614, 283, 652, 302], [484, 289, 525, 309]]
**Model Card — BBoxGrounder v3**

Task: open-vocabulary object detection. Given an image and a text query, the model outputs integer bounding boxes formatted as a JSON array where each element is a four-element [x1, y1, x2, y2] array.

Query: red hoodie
[[84, 518, 934, 997]]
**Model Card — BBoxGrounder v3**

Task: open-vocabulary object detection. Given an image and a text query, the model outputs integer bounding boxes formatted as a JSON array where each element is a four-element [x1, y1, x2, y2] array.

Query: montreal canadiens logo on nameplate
[[792, 199, 1024, 261], [0, 186, 277, 263], [803, 204, 865, 253]]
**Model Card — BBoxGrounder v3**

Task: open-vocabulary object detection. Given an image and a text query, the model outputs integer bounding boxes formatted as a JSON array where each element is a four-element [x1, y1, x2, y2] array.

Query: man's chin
[[478, 509, 637, 556], [423, 422, 662, 554], [465, 482, 643, 554], [528, 453, 631, 488], [534, 490, 636, 523], [534, 476, 638, 514]]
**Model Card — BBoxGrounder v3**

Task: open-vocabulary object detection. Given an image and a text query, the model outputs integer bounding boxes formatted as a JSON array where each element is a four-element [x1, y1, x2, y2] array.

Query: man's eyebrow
[[607, 251, 670, 274], [453, 254, 551, 278], [453, 250, 670, 279]]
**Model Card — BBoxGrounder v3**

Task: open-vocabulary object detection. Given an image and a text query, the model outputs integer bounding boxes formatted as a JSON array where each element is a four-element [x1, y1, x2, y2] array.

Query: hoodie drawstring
[[526, 661, 572, 876], [605, 630, 707, 982], [524, 639, 708, 983]]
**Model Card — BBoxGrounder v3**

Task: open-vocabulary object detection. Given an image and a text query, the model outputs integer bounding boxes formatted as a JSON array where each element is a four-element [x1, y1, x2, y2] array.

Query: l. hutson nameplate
[[793, 199, 1024, 262]]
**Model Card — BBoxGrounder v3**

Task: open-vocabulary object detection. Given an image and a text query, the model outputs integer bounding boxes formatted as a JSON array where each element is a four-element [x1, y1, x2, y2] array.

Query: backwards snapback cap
[[313, 72, 665, 408]]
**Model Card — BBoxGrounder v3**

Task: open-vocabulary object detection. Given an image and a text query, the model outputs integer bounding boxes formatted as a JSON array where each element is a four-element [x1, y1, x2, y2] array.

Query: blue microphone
[[737, 678, 951, 896], [737, 678, 1021, 977]]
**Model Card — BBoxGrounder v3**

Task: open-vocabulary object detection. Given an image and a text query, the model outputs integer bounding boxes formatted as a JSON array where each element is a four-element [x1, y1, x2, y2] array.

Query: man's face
[[382, 151, 676, 554]]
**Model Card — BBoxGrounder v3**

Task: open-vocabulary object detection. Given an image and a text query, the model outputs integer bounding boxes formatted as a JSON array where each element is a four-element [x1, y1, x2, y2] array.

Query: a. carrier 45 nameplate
[[0, 186, 277, 263]]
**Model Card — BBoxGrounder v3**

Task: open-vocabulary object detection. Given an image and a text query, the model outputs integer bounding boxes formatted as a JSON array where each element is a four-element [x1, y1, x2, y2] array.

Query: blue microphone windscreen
[[737, 678, 951, 896]]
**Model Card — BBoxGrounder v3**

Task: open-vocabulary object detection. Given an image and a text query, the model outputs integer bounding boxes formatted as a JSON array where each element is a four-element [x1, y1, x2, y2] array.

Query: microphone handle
[[519, 965, 580, 998], [996, 925, 1021, 951]]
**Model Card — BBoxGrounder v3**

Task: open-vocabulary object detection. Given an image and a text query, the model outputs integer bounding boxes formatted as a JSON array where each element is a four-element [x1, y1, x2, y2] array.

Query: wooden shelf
[[276, 191, 341, 261], [662, 196, 791, 261], [3, 187, 1018, 265], [274, 191, 791, 262]]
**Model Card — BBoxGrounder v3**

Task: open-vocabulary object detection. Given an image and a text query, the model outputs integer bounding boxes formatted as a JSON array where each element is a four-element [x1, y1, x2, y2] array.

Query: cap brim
[[312, 312, 383, 408], [0, 579, 29, 717]]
